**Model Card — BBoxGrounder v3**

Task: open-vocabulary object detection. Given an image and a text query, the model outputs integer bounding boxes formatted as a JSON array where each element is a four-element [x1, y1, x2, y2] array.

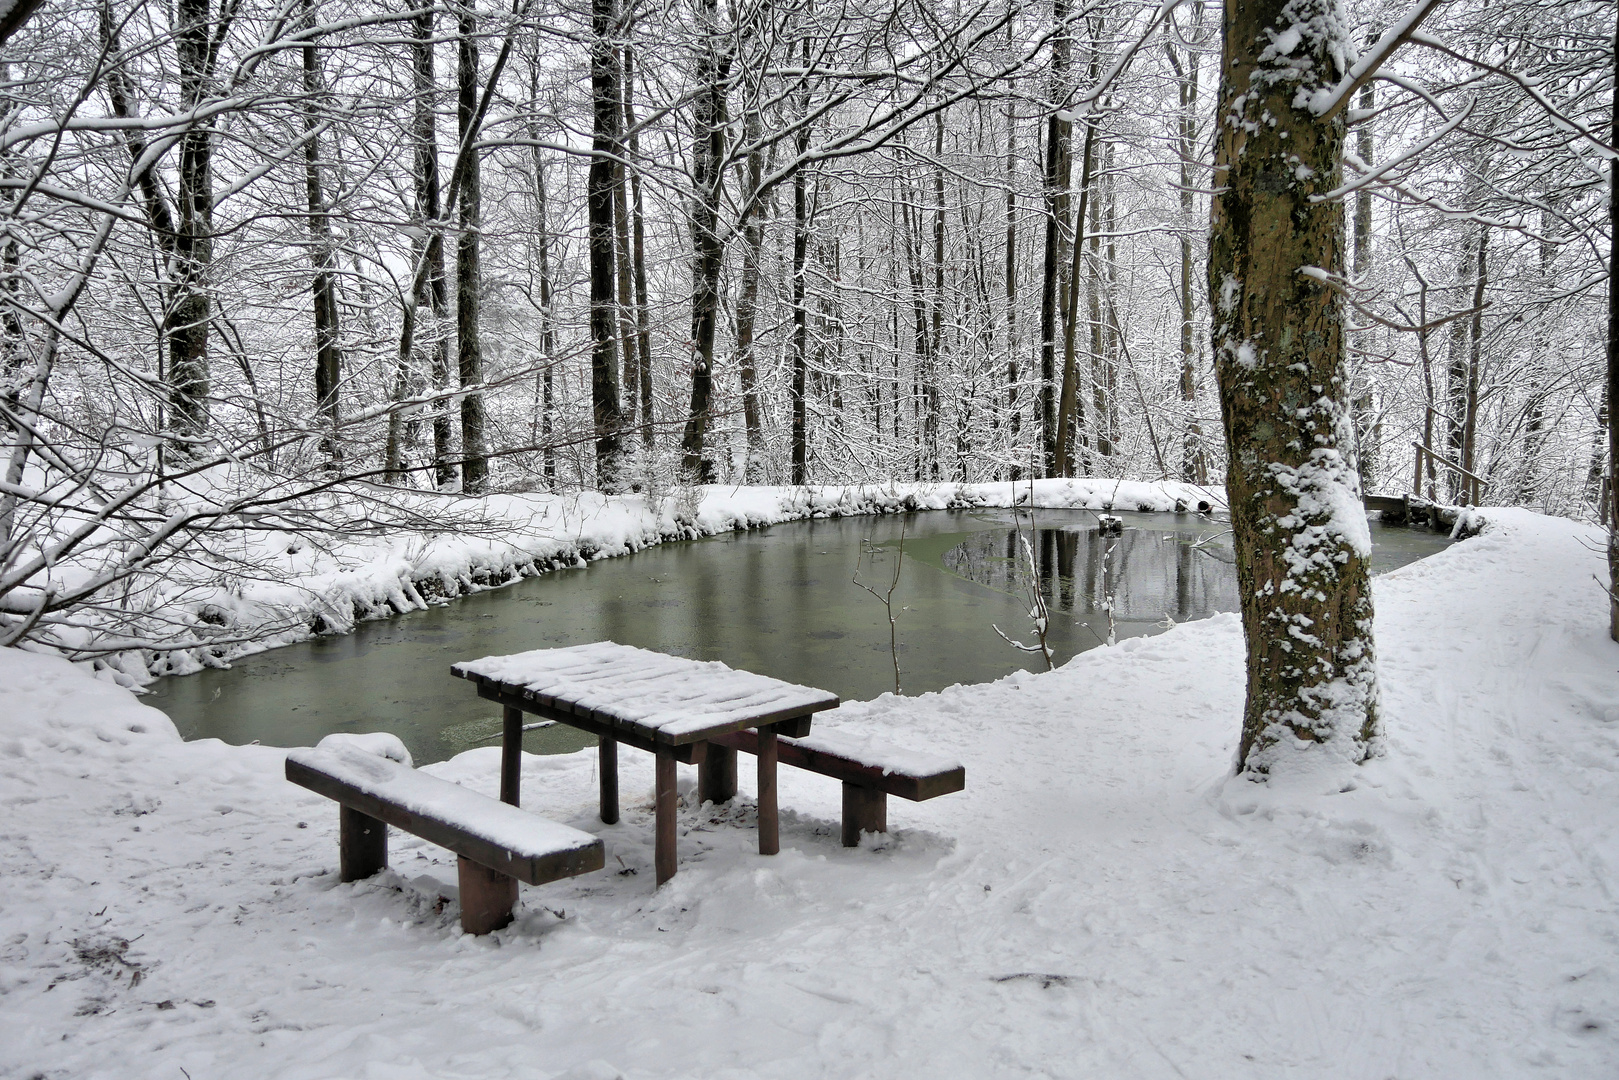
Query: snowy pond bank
[[146, 503, 1450, 767], [89, 479, 1225, 686], [3, 507, 1617, 1078]]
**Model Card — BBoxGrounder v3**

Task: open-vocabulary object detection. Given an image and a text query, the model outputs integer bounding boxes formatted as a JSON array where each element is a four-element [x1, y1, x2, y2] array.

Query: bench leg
[[599, 734, 619, 825], [500, 705, 523, 806], [339, 805, 388, 881], [698, 742, 737, 804], [757, 728, 779, 856], [457, 857, 517, 934], [840, 782, 887, 847], [655, 748, 677, 886]]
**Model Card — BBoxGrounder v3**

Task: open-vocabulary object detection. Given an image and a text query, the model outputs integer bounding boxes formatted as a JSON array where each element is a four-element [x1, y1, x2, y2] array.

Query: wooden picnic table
[[451, 642, 840, 885]]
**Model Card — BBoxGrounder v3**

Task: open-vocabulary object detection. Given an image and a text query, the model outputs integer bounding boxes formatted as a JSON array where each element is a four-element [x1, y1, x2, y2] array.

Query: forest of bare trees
[[0, 0, 1612, 658]]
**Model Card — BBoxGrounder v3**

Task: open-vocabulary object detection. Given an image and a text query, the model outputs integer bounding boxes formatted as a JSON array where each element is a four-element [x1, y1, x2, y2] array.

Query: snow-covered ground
[[3, 507, 1616, 1078]]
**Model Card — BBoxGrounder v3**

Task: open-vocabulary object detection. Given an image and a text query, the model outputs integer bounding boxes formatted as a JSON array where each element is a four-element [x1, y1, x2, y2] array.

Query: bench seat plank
[[286, 746, 604, 886], [708, 728, 965, 802]]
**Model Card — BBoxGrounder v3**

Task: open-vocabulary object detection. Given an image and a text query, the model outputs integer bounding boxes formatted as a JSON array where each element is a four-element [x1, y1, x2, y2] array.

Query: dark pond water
[[147, 509, 1451, 764]]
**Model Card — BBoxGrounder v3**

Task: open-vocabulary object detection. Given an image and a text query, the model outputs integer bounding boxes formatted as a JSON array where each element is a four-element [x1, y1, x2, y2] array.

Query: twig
[[854, 517, 907, 694]]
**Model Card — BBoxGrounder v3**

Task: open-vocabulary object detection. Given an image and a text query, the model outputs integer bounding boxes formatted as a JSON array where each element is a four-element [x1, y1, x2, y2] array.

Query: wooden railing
[[1411, 440, 1484, 507]]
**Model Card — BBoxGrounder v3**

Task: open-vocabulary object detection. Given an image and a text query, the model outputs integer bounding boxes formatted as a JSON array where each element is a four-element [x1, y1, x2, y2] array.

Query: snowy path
[[2, 509, 1616, 1078]]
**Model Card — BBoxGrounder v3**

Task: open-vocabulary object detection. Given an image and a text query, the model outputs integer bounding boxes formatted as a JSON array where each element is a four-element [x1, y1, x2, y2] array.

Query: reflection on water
[[147, 508, 1452, 765], [943, 519, 1239, 634]]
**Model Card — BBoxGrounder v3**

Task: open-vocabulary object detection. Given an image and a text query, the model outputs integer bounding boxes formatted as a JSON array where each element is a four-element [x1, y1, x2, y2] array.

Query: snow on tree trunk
[[1209, 0, 1378, 775]]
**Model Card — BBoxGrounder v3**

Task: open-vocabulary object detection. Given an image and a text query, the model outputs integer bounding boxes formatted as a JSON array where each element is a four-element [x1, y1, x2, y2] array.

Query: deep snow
[[2, 506, 1617, 1078]]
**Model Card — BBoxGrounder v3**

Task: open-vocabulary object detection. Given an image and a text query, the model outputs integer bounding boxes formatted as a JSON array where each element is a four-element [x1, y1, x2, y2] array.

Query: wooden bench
[[286, 744, 605, 934], [701, 728, 965, 847]]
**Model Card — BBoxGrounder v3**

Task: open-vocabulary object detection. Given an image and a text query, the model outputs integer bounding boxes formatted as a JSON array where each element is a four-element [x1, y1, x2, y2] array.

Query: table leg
[[757, 726, 779, 856], [698, 741, 737, 804], [500, 705, 522, 806], [654, 748, 677, 885], [599, 734, 619, 825]]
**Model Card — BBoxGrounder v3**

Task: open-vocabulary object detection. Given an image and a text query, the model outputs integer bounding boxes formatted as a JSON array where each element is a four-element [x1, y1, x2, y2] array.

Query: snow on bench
[[702, 727, 965, 847], [285, 743, 605, 934]]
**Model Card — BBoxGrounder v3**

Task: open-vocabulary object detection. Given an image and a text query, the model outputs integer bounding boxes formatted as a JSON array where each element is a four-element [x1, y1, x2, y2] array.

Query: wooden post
[[500, 704, 522, 806], [757, 725, 779, 856], [698, 741, 737, 804], [840, 782, 887, 847], [599, 734, 619, 824], [339, 805, 387, 881], [654, 747, 677, 885], [457, 856, 517, 934]]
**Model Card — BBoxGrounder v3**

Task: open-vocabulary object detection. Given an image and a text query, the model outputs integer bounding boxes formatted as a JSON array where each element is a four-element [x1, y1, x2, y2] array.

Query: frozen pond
[[148, 509, 1452, 764]]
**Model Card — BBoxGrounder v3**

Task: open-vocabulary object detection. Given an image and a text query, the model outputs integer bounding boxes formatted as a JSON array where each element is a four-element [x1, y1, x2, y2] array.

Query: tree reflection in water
[[943, 520, 1241, 633]]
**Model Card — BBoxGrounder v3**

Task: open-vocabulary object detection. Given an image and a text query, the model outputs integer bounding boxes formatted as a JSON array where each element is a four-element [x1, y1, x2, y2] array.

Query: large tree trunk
[[624, 42, 654, 451], [735, 106, 767, 481], [1056, 105, 1097, 477], [1037, 0, 1071, 477], [1211, 0, 1378, 774], [1608, 10, 1618, 640], [528, 59, 558, 490], [387, 7, 454, 487], [1348, 73, 1376, 491], [926, 109, 946, 482], [167, 0, 216, 462], [411, 7, 455, 489], [1444, 229, 1475, 502], [1462, 230, 1487, 504], [303, 3, 342, 470], [612, 34, 639, 443], [679, 0, 731, 484], [588, 0, 624, 487], [1086, 137, 1107, 460], [789, 40, 812, 485], [1004, 67, 1021, 482], [1168, 40, 1207, 484], [456, 2, 487, 494]]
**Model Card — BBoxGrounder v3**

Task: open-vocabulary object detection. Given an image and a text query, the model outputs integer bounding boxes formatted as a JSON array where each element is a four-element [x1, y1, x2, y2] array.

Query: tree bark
[[1037, 0, 1071, 477], [1348, 72, 1375, 491], [1056, 109, 1096, 477], [589, 0, 624, 487], [407, 6, 455, 489], [789, 39, 812, 485], [1211, 0, 1378, 774], [167, 0, 218, 462], [1444, 229, 1475, 502], [456, 2, 487, 494], [1462, 229, 1487, 504], [303, 3, 342, 470], [1086, 136, 1107, 459], [528, 58, 557, 490], [679, 0, 732, 484], [1608, 9, 1618, 640], [925, 107, 946, 481], [1004, 63, 1021, 482], [1168, 39, 1207, 484], [623, 42, 654, 451], [735, 106, 767, 481], [612, 36, 639, 443]]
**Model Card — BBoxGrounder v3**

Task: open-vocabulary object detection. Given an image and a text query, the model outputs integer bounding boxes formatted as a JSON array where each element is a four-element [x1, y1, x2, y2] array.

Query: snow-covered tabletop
[[451, 641, 841, 745]]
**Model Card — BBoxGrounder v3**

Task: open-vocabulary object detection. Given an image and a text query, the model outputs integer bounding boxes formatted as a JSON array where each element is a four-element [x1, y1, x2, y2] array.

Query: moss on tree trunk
[[1210, 0, 1378, 774]]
